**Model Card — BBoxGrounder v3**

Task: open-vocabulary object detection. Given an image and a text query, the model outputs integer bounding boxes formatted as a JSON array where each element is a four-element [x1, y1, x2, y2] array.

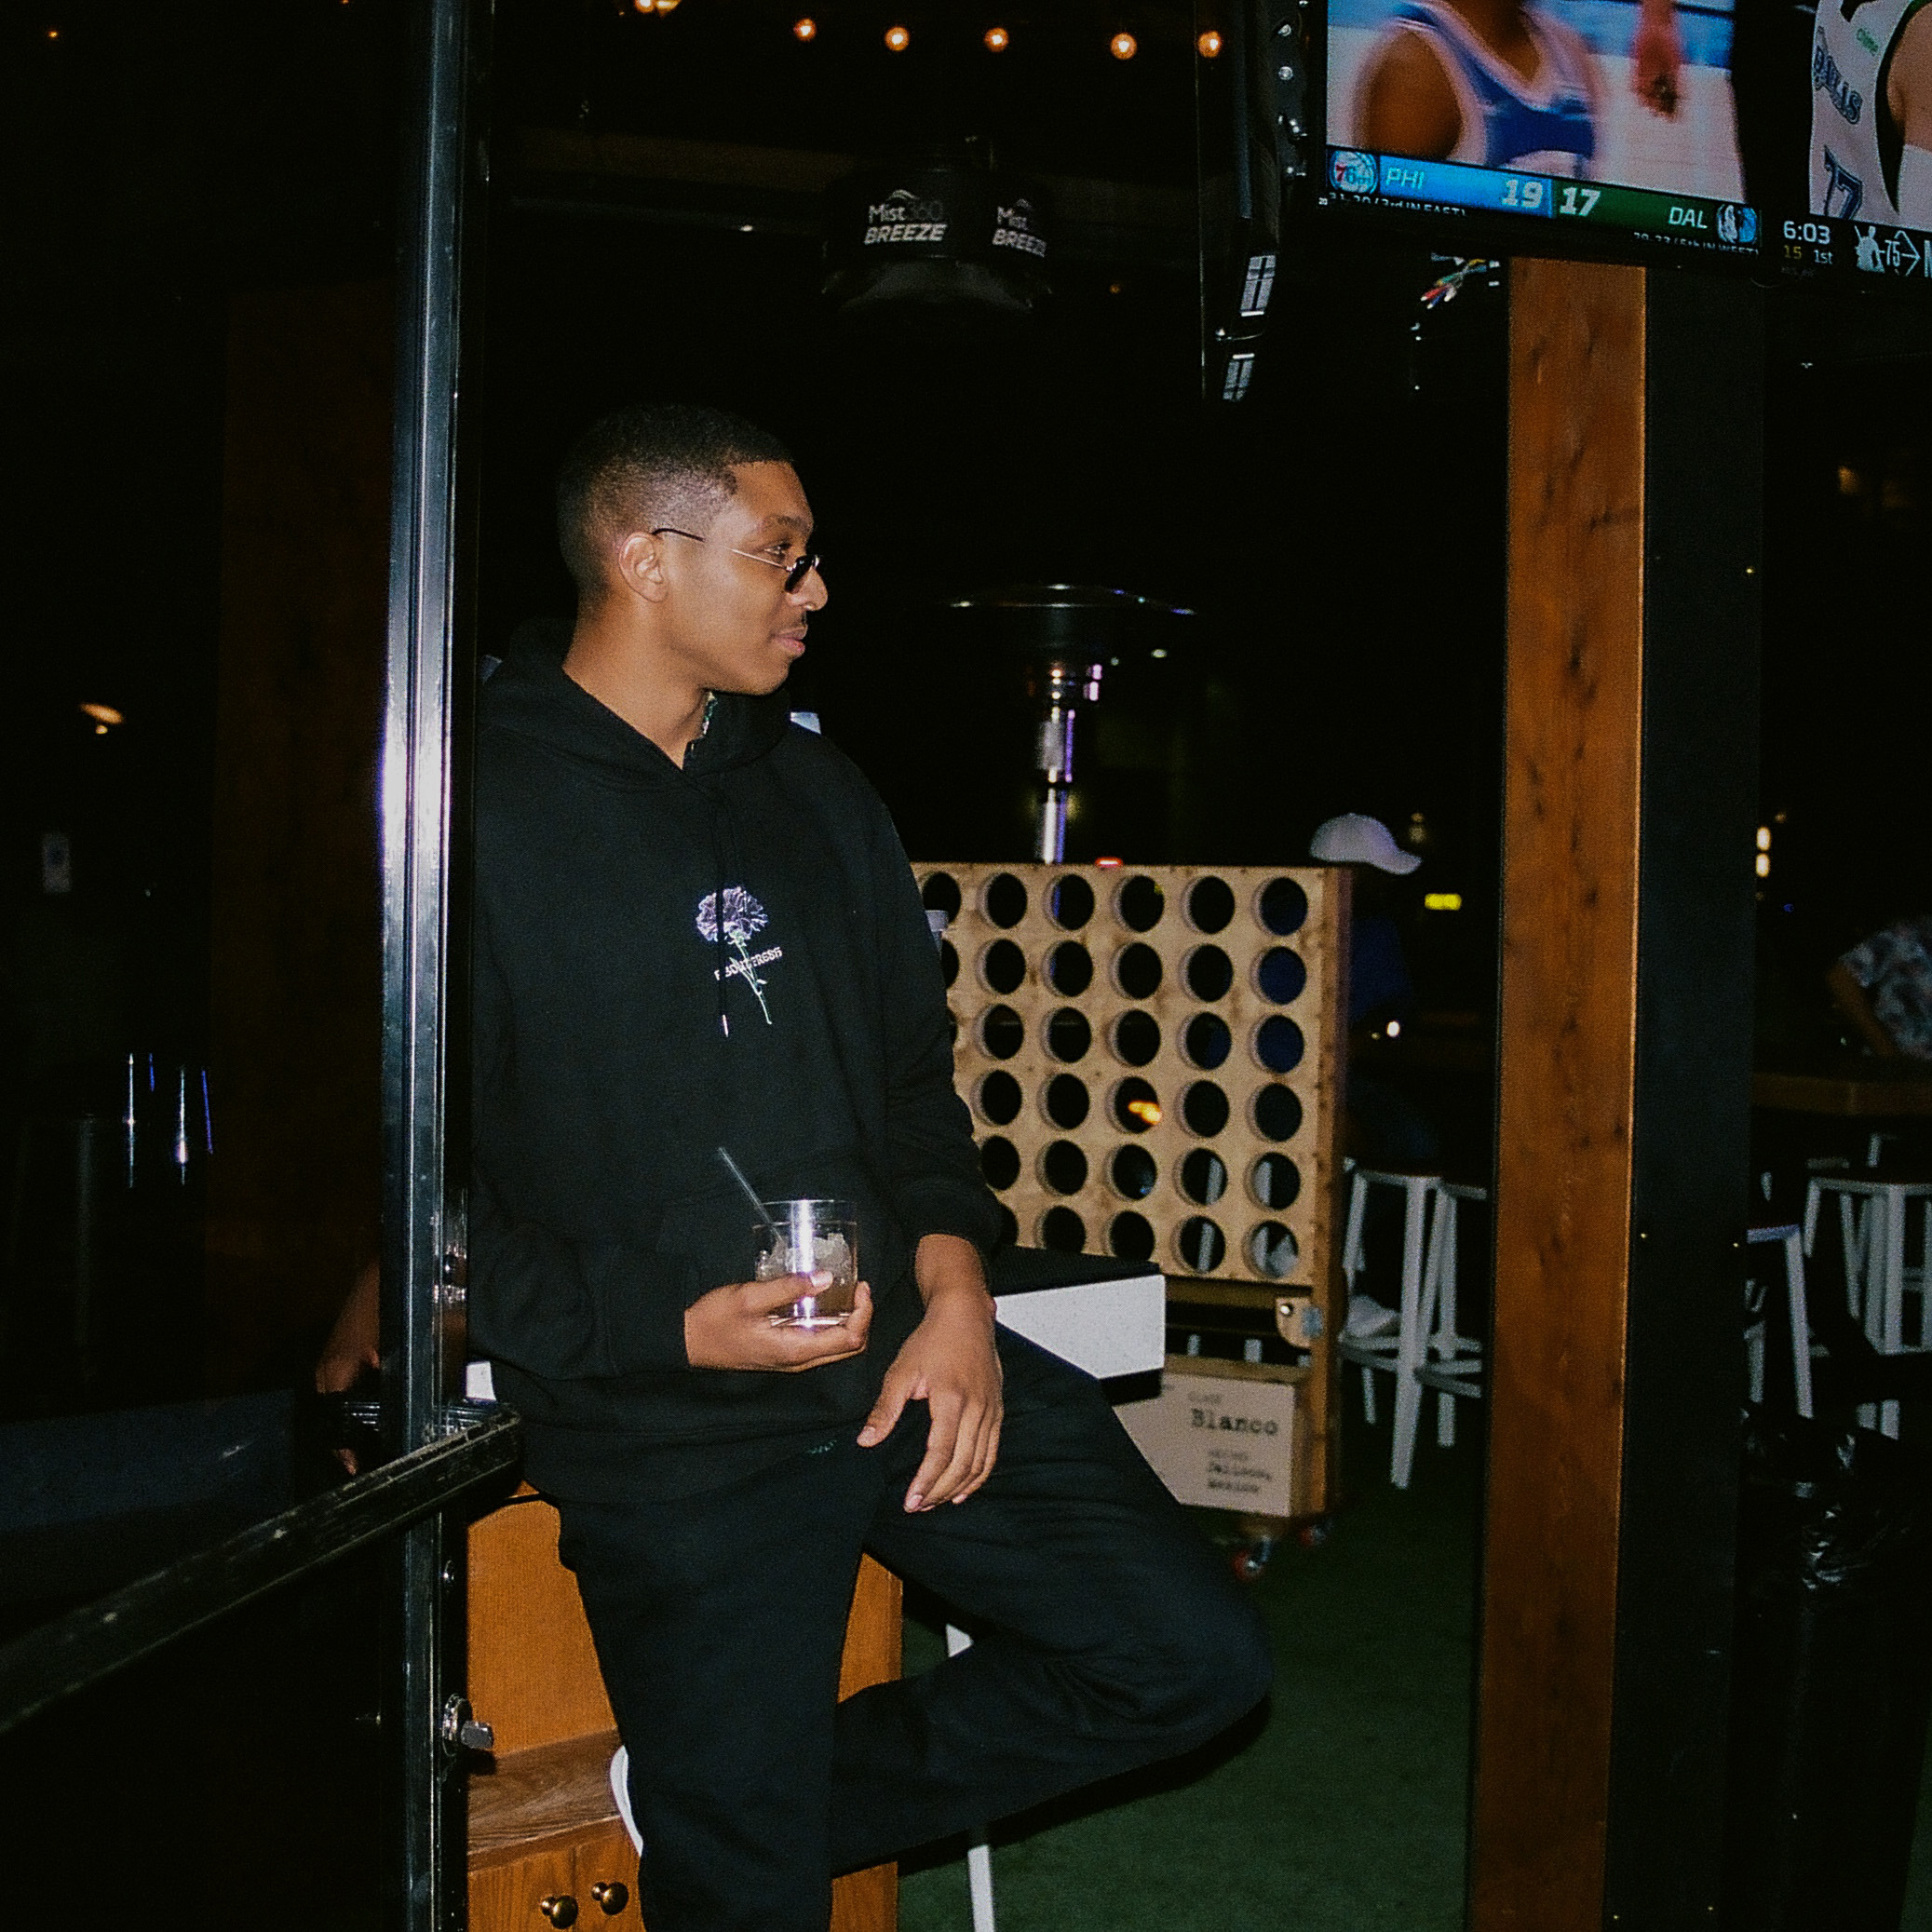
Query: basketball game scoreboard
[[1316, 0, 1932, 289], [1325, 147, 1761, 258], [1324, 146, 1932, 282]]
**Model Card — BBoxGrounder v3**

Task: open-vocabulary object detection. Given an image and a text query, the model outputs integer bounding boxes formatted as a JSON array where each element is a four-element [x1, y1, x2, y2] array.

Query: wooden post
[[1473, 259, 1763, 1928], [1474, 256, 1647, 1929]]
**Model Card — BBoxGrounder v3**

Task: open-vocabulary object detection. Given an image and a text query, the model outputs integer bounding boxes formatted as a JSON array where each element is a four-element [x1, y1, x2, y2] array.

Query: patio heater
[[945, 584, 1192, 861]]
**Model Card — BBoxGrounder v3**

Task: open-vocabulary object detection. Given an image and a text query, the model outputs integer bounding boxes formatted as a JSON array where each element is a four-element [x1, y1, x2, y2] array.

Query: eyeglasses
[[651, 526, 822, 594]]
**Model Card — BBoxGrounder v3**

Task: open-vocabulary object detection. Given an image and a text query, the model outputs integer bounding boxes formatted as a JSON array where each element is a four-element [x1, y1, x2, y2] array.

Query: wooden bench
[[467, 1490, 900, 1931]]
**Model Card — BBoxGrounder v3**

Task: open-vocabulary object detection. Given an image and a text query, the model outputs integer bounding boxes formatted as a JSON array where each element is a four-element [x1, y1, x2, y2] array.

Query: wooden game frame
[[918, 861, 1349, 1518]]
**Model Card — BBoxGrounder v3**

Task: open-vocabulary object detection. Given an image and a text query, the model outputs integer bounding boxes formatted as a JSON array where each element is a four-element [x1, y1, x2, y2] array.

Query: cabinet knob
[[538, 1896, 578, 1927], [591, 1880, 629, 1914]]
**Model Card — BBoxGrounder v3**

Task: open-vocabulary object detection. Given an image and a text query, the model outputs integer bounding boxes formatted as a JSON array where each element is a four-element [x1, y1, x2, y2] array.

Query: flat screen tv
[[1305, 0, 1932, 287]]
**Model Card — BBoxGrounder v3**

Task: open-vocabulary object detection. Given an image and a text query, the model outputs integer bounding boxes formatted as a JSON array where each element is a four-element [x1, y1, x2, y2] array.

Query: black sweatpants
[[553, 1330, 1273, 1932]]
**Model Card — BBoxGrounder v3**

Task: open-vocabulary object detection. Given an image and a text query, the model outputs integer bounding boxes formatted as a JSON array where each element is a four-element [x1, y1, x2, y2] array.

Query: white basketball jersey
[[1810, 0, 1929, 223]]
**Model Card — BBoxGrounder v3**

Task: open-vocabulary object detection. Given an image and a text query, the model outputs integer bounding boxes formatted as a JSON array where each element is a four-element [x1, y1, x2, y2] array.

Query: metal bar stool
[[1409, 1182, 1487, 1475], [1336, 1166, 1440, 1488], [1745, 1221, 1814, 1420], [1803, 1174, 1932, 1437]]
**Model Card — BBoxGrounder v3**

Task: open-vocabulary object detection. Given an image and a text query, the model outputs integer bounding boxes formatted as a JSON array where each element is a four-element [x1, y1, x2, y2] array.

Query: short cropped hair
[[555, 404, 793, 605]]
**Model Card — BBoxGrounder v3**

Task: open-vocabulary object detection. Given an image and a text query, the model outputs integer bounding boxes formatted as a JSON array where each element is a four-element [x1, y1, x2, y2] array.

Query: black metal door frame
[[379, 0, 490, 1920], [0, 11, 506, 1932]]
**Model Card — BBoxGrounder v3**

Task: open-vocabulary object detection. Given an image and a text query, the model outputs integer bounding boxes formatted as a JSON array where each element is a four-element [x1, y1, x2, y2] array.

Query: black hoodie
[[468, 652, 1001, 1503]]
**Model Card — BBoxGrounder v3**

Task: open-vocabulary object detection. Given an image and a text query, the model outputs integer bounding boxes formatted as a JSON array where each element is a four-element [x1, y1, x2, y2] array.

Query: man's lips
[[776, 630, 807, 657]]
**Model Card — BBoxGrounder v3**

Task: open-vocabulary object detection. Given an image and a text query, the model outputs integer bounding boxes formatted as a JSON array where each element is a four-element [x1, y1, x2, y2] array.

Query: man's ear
[[614, 530, 671, 604]]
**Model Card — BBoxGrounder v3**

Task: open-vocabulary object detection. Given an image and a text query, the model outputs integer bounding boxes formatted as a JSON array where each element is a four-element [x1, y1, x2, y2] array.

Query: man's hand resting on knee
[[857, 1234, 1004, 1513], [683, 1274, 875, 1371]]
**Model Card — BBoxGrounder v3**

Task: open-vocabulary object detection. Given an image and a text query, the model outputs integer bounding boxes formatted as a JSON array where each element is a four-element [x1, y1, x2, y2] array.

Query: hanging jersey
[[1364, 0, 1599, 177], [1810, 0, 1932, 222]]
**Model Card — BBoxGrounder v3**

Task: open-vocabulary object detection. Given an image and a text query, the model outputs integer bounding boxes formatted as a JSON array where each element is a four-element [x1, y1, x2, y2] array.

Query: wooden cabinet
[[466, 1492, 899, 1932], [470, 1730, 641, 1927]]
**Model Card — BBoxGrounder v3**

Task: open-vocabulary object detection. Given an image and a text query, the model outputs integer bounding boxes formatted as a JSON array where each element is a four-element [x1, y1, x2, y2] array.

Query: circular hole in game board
[[1115, 942, 1163, 1000], [1176, 1216, 1227, 1274], [980, 1137, 1020, 1190], [1256, 946, 1306, 1004], [1046, 1007, 1093, 1062], [1184, 945, 1234, 1002], [1048, 873, 1095, 929], [981, 939, 1027, 995], [976, 1070, 1023, 1127], [1248, 1222, 1300, 1279], [1250, 1152, 1302, 1209], [984, 871, 1028, 928], [1046, 940, 1094, 997], [1186, 875, 1236, 933], [1179, 1147, 1229, 1205], [1113, 1009, 1162, 1067], [980, 1006, 1024, 1060], [1109, 1211, 1156, 1263], [1181, 1080, 1230, 1137], [1258, 876, 1308, 936], [1252, 1084, 1304, 1142], [939, 939, 959, 989], [1040, 1207, 1087, 1254], [994, 1203, 1020, 1247], [1112, 1077, 1161, 1133], [1117, 874, 1166, 932], [922, 871, 962, 920], [1182, 1012, 1232, 1069], [1110, 1144, 1158, 1199], [1040, 1140, 1089, 1195], [1044, 1073, 1090, 1129], [1254, 1015, 1305, 1074]]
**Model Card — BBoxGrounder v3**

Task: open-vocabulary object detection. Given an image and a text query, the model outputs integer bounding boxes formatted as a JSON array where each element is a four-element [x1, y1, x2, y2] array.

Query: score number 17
[[1556, 183, 1603, 218]]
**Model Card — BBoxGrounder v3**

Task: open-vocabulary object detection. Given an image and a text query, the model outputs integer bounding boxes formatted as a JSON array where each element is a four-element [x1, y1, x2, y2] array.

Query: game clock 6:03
[[1783, 217, 1837, 269]]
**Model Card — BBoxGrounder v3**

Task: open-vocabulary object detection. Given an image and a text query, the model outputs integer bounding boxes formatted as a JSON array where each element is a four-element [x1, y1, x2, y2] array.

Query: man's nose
[[792, 564, 828, 613]]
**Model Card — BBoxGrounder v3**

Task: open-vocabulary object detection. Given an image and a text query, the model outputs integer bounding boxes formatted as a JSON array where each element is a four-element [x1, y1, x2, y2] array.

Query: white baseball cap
[[1309, 813, 1421, 875]]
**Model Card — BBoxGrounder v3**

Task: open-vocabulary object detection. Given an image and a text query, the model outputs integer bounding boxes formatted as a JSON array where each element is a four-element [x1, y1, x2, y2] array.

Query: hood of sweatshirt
[[483, 647, 793, 787]]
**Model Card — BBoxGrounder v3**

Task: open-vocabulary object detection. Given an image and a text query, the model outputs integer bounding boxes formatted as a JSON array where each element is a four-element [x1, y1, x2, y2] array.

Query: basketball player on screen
[[1354, 0, 1689, 177], [1809, 0, 1932, 228], [1353, 0, 1604, 172]]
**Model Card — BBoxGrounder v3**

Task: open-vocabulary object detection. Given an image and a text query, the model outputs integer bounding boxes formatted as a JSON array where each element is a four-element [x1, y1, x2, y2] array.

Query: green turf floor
[[898, 1398, 1481, 1932], [1905, 1739, 1932, 1928]]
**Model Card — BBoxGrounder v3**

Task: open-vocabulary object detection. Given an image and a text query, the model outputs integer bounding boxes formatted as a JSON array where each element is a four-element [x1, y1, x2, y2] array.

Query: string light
[[1197, 29, 1223, 55], [792, 15, 816, 37], [983, 25, 1009, 49], [1110, 31, 1137, 58], [79, 703, 124, 727], [884, 22, 909, 48]]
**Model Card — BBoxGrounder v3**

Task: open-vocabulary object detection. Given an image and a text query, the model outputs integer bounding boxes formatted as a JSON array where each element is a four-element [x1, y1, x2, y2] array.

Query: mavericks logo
[[696, 887, 783, 1027]]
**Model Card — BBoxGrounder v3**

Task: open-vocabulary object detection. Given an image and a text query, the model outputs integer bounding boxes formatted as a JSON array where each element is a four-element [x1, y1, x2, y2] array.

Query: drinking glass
[[754, 1199, 859, 1329]]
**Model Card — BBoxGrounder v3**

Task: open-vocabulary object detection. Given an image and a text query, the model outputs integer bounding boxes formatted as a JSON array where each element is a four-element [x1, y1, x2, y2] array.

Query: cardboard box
[[1118, 1357, 1310, 1520]]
